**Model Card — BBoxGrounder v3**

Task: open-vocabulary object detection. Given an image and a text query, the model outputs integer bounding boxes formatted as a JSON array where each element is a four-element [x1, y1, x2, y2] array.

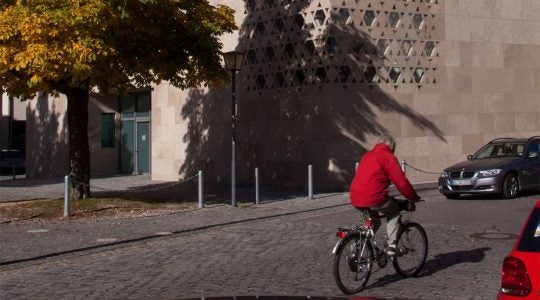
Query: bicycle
[[332, 199, 428, 294]]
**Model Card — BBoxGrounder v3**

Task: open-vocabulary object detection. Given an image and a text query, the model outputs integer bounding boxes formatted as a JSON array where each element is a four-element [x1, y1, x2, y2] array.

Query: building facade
[[0, 94, 26, 153], [26, 0, 540, 189]]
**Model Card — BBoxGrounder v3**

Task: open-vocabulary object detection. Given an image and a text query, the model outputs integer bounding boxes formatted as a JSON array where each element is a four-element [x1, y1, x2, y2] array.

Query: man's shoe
[[386, 244, 397, 256]]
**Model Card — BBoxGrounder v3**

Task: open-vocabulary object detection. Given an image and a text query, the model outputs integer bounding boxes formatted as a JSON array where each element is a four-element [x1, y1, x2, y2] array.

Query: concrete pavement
[[1, 175, 538, 299], [0, 175, 165, 202], [0, 175, 436, 266]]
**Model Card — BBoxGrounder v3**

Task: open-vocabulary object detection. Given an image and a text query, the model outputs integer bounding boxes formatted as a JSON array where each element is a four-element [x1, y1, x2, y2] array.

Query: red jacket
[[350, 143, 419, 207]]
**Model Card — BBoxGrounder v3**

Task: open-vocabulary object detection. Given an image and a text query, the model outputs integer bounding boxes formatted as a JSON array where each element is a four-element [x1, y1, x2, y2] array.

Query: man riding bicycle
[[350, 134, 420, 256]]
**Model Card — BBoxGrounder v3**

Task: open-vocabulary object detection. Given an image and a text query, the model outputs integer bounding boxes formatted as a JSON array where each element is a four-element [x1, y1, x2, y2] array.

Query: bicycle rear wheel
[[333, 234, 373, 294], [392, 222, 428, 277]]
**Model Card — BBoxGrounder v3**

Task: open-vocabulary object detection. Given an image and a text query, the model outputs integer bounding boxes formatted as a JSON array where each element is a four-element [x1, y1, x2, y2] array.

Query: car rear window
[[517, 207, 540, 252]]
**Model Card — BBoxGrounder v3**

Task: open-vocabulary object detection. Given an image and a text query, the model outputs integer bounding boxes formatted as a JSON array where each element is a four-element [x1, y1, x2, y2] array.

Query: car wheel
[[444, 193, 460, 200], [502, 173, 519, 199]]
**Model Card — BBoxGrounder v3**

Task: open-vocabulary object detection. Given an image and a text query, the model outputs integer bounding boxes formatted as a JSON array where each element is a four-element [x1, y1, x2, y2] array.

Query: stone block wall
[[148, 0, 540, 190], [87, 95, 119, 176], [26, 94, 68, 178]]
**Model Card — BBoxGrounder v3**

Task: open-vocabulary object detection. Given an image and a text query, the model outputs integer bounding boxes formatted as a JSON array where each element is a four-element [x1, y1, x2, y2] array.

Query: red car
[[497, 200, 540, 299]]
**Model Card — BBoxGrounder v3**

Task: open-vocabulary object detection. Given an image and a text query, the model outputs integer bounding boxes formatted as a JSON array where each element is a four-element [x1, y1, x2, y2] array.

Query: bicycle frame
[[332, 213, 397, 254], [333, 207, 424, 268], [333, 201, 428, 294]]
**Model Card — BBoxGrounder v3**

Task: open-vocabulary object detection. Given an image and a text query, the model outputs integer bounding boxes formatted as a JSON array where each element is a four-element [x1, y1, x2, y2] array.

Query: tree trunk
[[66, 86, 91, 200]]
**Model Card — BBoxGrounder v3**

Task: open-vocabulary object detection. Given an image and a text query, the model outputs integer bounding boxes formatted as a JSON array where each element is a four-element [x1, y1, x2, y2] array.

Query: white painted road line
[[96, 238, 118, 243], [27, 229, 49, 233]]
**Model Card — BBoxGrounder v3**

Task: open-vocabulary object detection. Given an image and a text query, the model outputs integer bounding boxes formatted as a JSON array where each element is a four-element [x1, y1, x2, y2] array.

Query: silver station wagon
[[439, 136, 540, 199]]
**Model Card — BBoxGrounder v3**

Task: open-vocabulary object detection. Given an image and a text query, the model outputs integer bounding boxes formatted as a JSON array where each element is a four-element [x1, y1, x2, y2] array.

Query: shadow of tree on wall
[[178, 1, 445, 200], [26, 94, 68, 178], [0, 97, 26, 153]]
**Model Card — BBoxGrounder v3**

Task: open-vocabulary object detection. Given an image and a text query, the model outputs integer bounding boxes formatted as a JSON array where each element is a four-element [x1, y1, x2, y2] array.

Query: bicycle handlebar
[[395, 198, 419, 212]]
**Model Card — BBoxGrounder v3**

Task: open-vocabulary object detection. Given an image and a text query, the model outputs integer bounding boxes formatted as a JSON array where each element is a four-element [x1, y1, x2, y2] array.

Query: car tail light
[[500, 256, 532, 296], [336, 230, 348, 239]]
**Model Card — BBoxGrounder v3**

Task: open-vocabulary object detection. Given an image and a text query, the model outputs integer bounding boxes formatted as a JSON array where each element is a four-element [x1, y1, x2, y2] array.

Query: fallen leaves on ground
[[0, 198, 198, 222]]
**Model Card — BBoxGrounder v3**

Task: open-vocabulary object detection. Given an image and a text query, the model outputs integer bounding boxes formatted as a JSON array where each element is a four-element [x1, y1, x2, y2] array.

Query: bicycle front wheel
[[392, 222, 428, 277], [333, 234, 373, 294]]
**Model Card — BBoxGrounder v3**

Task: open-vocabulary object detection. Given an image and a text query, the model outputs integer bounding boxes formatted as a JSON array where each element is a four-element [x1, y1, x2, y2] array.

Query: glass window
[[424, 41, 436, 56], [526, 142, 540, 159], [136, 92, 150, 112], [517, 208, 540, 252], [274, 18, 284, 33], [136, 111, 149, 118], [529, 142, 540, 154], [473, 144, 495, 159], [512, 144, 525, 157], [120, 119, 134, 174], [326, 36, 338, 54], [473, 143, 526, 159], [336, 8, 350, 25], [499, 143, 526, 157], [120, 95, 135, 113], [389, 12, 401, 28], [120, 91, 151, 119], [363, 10, 376, 26], [121, 112, 134, 119], [101, 113, 115, 148], [314, 10, 325, 26], [412, 14, 424, 30]]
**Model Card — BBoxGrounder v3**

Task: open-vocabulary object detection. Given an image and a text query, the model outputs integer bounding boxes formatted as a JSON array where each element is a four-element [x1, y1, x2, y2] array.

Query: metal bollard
[[64, 175, 70, 217], [11, 162, 16, 180], [255, 167, 260, 205], [308, 164, 313, 199], [198, 170, 204, 208], [231, 157, 236, 207], [355, 162, 359, 171], [401, 160, 406, 174]]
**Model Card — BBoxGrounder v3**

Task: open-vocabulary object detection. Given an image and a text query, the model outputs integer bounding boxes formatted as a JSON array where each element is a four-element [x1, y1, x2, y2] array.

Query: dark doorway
[[120, 91, 151, 174]]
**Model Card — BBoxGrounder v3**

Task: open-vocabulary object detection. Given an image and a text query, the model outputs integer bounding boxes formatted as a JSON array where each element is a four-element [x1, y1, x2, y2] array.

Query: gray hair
[[377, 134, 396, 150]]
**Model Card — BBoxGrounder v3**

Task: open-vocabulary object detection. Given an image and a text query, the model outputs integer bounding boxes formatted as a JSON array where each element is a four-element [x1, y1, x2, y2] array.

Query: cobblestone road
[[0, 183, 538, 299]]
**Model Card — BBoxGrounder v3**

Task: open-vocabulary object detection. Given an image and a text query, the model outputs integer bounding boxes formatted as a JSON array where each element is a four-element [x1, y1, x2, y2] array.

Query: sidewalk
[[0, 175, 162, 202], [0, 174, 438, 202], [0, 174, 313, 203], [0, 175, 438, 269], [0, 192, 352, 268]]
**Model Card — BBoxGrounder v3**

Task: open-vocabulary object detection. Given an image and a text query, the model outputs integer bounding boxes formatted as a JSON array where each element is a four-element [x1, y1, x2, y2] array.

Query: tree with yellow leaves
[[0, 0, 236, 199]]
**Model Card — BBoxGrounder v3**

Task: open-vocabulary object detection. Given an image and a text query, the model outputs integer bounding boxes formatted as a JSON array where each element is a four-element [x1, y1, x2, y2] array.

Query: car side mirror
[[528, 151, 538, 159], [467, 155, 473, 160]]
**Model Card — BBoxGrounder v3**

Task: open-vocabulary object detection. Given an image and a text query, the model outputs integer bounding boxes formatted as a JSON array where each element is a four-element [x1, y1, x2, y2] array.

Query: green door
[[136, 121, 150, 174], [119, 91, 151, 175], [120, 119, 135, 174]]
